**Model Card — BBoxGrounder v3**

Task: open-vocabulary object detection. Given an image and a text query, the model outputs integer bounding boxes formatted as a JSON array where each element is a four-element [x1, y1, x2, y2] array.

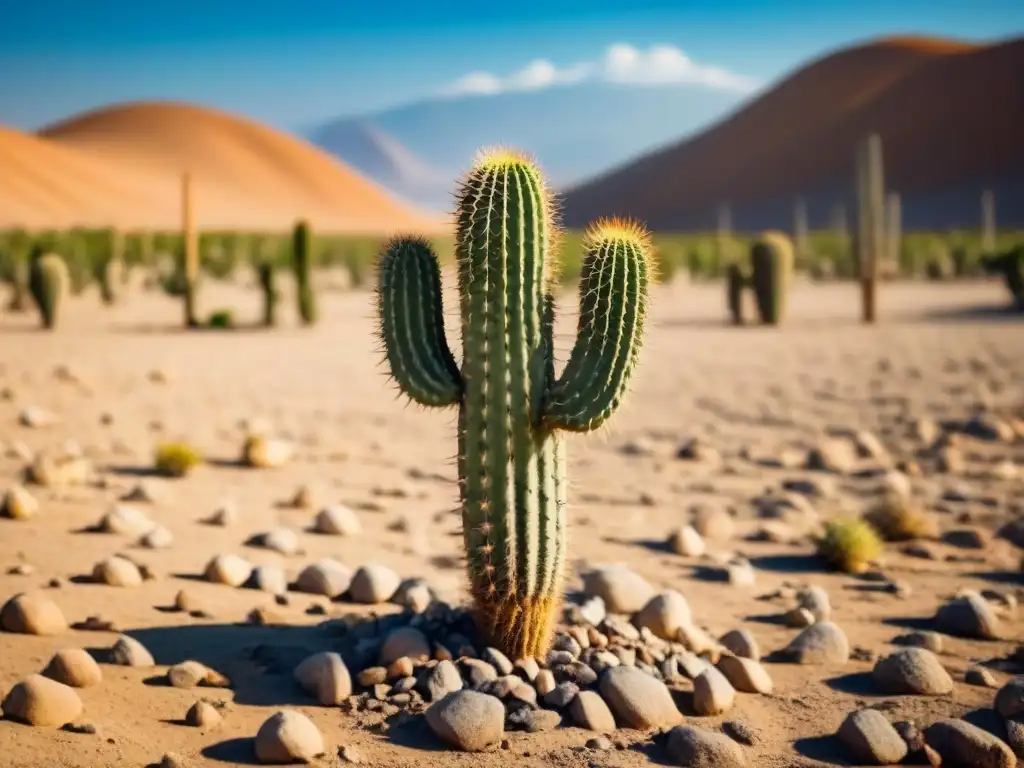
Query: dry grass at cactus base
[[152, 442, 203, 478], [816, 517, 884, 574], [862, 494, 940, 542]]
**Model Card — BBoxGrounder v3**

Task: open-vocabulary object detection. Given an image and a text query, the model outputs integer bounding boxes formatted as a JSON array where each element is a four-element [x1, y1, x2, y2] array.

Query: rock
[[719, 629, 760, 660], [633, 591, 692, 640], [349, 565, 401, 604], [140, 525, 173, 549], [873, 648, 953, 695], [668, 525, 706, 557], [722, 720, 759, 746], [1006, 718, 1023, 760], [92, 555, 143, 587], [41, 649, 102, 688], [693, 666, 736, 715], [598, 666, 681, 730], [585, 735, 613, 750], [395, 580, 432, 613], [726, 560, 756, 587], [581, 565, 655, 614], [202, 554, 252, 587], [261, 527, 300, 556], [19, 406, 57, 428], [943, 528, 987, 550], [934, 592, 1002, 640], [380, 627, 430, 665], [294, 652, 352, 706], [109, 635, 155, 667], [716, 655, 772, 694], [894, 631, 944, 653], [806, 438, 857, 474], [924, 718, 1015, 768], [796, 586, 831, 622], [99, 505, 153, 535], [0, 592, 67, 635], [314, 505, 362, 536], [2, 674, 83, 726], [994, 677, 1024, 719], [965, 666, 999, 688], [185, 701, 221, 728], [676, 623, 718, 655], [997, 518, 1024, 549], [692, 506, 735, 541], [2, 485, 39, 520], [676, 438, 720, 462], [854, 430, 891, 464], [665, 725, 746, 768], [425, 690, 504, 752], [568, 690, 616, 732], [295, 559, 353, 598], [252, 565, 288, 596], [159, 753, 189, 768], [837, 709, 908, 765], [168, 661, 224, 689], [254, 710, 325, 763], [243, 436, 294, 469], [780, 621, 849, 665], [121, 481, 162, 504], [785, 608, 816, 628], [534, 670, 556, 696], [426, 660, 463, 701], [206, 502, 238, 526], [26, 452, 91, 488]]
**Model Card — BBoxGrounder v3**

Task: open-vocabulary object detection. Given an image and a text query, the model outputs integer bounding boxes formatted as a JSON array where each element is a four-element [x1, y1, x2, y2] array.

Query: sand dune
[[561, 36, 1024, 231], [1, 101, 446, 234]]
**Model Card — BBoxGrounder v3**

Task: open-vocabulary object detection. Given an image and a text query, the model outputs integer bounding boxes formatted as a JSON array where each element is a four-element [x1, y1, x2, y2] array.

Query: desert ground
[[0, 276, 1022, 768]]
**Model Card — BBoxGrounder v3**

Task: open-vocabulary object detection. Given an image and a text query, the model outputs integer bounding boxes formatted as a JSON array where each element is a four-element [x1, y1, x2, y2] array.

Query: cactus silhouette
[[376, 149, 653, 657], [749, 230, 794, 326], [28, 251, 69, 330]]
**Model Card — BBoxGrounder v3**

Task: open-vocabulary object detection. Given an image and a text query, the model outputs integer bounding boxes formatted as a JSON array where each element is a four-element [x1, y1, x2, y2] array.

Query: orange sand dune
[[562, 35, 1024, 231], [1, 101, 446, 234]]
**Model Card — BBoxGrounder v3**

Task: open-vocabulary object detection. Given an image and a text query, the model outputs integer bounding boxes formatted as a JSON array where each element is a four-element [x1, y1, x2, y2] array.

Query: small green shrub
[[817, 517, 883, 574], [207, 309, 234, 329], [154, 442, 203, 477]]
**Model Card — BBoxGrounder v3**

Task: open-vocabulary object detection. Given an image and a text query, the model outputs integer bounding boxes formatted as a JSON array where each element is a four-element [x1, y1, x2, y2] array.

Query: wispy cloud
[[441, 43, 760, 98]]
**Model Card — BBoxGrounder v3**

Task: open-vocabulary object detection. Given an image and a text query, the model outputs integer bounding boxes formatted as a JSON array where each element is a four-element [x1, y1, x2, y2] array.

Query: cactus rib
[[376, 238, 462, 406]]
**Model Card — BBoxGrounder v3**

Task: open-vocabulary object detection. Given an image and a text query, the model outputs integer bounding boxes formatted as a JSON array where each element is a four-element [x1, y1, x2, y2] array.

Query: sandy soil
[[0, 277, 1021, 768]]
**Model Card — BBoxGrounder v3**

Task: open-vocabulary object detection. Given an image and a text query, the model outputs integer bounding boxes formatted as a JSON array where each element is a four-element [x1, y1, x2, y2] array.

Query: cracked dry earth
[[0, 277, 1022, 768]]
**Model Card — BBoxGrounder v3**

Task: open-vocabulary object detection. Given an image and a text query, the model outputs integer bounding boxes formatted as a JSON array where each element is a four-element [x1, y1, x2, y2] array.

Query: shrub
[[154, 442, 202, 477], [817, 517, 883, 574], [207, 309, 234, 328], [863, 494, 938, 542]]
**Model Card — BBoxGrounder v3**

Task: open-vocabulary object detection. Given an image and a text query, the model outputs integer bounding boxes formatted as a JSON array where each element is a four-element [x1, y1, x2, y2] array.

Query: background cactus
[[28, 250, 69, 329], [376, 149, 652, 658], [749, 230, 793, 325], [725, 262, 747, 325], [292, 220, 317, 325], [181, 172, 200, 328], [856, 133, 884, 323], [258, 261, 278, 327], [982, 246, 1024, 307]]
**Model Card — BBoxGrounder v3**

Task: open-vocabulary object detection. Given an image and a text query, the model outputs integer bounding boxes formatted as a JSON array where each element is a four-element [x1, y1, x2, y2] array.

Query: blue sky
[[1, 0, 1021, 131]]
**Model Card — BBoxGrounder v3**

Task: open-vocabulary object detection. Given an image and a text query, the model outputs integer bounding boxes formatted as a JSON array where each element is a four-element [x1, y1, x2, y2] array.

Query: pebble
[[722, 720, 759, 746], [543, 682, 578, 709], [254, 710, 325, 764], [719, 629, 760, 660], [598, 666, 681, 729], [160, 750, 189, 767], [665, 725, 747, 768], [923, 718, 1015, 768], [693, 666, 736, 714], [185, 701, 222, 728], [203, 554, 252, 587], [726, 560, 757, 587], [633, 591, 692, 640], [894, 630, 944, 654], [99, 504, 155, 536], [965, 666, 999, 688], [314, 505, 363, 536], [168, 661, 227, 689], [692, 506, 735, 541], [206, 502, 238, 526], [716, 655, 772, 694], [426, 660, 463, 701], [243, 436, 294, 469], [0, 592, 67, 635], [568, 690, 616, 732], [139, 525, 173, 549], [252, 565, 288, 596], [380, 627, 430, 665], [1, 674, 83, 727], [837, 709, 908, 765], [668, 525, 706, 557], [109, 635, 155, 667], [425, 690, 504, 752], [295, 559, 353, 598], [581, 565, 655, 614], [294, 652, 352, 706], [349, 565, 401, 604], [796, 586, 831, 622], [994, 676, 1024, 719], [872, 648, 953, 695], [934, 592, 1002, 640], [93, 555, 143, 587], [784, 608, 816, 628], [780, 621, 849, 664], [585, 735, 613, 750], [261, 527, 300, 556], [42, 649, 102, 688], [1, 485, 39, 520], [806, 438, 857, 474]]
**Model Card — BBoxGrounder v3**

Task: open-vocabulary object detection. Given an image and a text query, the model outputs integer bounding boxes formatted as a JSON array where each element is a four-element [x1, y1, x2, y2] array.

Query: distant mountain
[[561, 36, 1024, 231], [306, 83, 749, 211]]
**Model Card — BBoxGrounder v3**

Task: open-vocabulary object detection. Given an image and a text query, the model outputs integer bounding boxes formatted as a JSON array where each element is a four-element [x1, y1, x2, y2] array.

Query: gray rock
[[665, 725, 746, 767], [668, 525, 706, 557], [295, 559, 353, 598], [894, 630, 944, 654], [568, 690, 616, 732], [543, 682, 578, 709], [934, 592, 1002, 640], [598, 666, 681, 729], [109, 635, 154, 667], [349, 565, 401, 604], [381, 627, 430, 665], [693, 667, 735, 715], [837, 709, 908, 765], [796, 585, 831, 622], [994, 677, 1024, 719], [872, 648, 953, 695], [719, 629, 760, 660], [581, 565, 655, 614], [716, 655, 772, 695], [780, 621, 849, 664], [425, 660, 463, 702], [294, 651, 352, 706], [923, 718, 1015, 768], [482, 648, 514, 675], [254, 710, 325, 764], [965, 666, 999, 688], [1005, 718, 1023, 760], [425, 690, 504, 752]]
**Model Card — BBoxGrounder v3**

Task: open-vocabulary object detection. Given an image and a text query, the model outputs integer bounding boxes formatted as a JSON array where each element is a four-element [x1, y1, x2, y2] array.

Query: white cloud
[[441, 43, 758, 98]]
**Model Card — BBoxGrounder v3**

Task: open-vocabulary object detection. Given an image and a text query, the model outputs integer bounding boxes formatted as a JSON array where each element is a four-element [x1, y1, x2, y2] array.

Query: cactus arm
[[543, 221, 653, 432], [376, 237, 462, 407]]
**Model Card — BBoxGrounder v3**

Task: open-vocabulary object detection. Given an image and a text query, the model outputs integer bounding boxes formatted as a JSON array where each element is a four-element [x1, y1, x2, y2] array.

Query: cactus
[[856, 134, 884, 323], [292, 220, 317, 325], [982, 246, 1024, 308], [94, 228, 124, 304], [181, 172, 199, 328], [725, 262, 747, 325], [28, 250, 69, 329], [258, 261, 277, 327], [375, 149, 653, 658], [749, 231, 793, 325]]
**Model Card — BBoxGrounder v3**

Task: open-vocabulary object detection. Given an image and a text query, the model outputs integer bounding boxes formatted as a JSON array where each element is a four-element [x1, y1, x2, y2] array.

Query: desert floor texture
[[0, 278, 1022, 768]]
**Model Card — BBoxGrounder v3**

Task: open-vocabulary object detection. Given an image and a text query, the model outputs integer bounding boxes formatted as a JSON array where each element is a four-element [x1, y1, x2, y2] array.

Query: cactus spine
[[376, 149, 652, 657], [28, 250, 69, 329], [181, 172, 199, 328], [749, 231, 793, 326], [292, 220, 317, 325], [856, 134, 884, 323]]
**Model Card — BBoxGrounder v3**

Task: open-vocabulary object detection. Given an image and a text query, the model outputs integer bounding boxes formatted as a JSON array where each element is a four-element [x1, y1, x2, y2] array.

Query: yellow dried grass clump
[[154, 442, 203, 478], [863, 494, 939, 542], [817, 517, 883, 574]]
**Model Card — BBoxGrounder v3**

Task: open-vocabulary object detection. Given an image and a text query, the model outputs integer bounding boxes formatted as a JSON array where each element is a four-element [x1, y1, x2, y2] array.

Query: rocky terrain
[[0, 278, 1022, 767]]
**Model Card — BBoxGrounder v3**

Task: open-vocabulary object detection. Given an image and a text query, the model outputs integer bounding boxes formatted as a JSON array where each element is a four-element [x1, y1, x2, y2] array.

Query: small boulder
[[109, 635, 154, 667], [0, 592, 66, 635], [92, 555, 143, 587], [665, 725, 746, 768], [294, 652, 352, 706], [425, 690, 504, 752], [693, 667, 736, 715], [99, 505, 153, 535], [1, 485, 39, 520], [42, 649, 102, 688], [994, 676, 1024, 719], [568, 690, 616, 732], [295, 559, 352, 598], [934, 593, 1002, 640], [633, 591, 692, 640], [581, 565, 655, 614], [598, 666, 681, 730], [872, 648, 953, 696], [203, 554, 252, 587], [254, 710, 325, 764], [313, 505, 362, 536], [2, 674, 83, 727], [185, 701, 222, 728], [380, 627, 430, 665], [924, 718, 1015, 768], [719, 629, 760, 660], [779, 621, 849, 665], [349, 565, 401, 604], [668, 525, 706, 557], [837, 709, 908, 765], [716, 655, 772, 694]]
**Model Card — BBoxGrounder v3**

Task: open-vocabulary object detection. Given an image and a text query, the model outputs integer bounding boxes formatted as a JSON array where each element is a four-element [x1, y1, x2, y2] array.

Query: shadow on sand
[[918, 302, 1024, 324]]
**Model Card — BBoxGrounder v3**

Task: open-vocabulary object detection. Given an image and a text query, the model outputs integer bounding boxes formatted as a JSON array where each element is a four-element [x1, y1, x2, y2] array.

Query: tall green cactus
[[292, 220, 317, 325], [725, 262, 747, 325], [28, 251, 69, 329], [749, 231, 793, 326], [258, 261, 278, 327], [376, 149, 653, 657]]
